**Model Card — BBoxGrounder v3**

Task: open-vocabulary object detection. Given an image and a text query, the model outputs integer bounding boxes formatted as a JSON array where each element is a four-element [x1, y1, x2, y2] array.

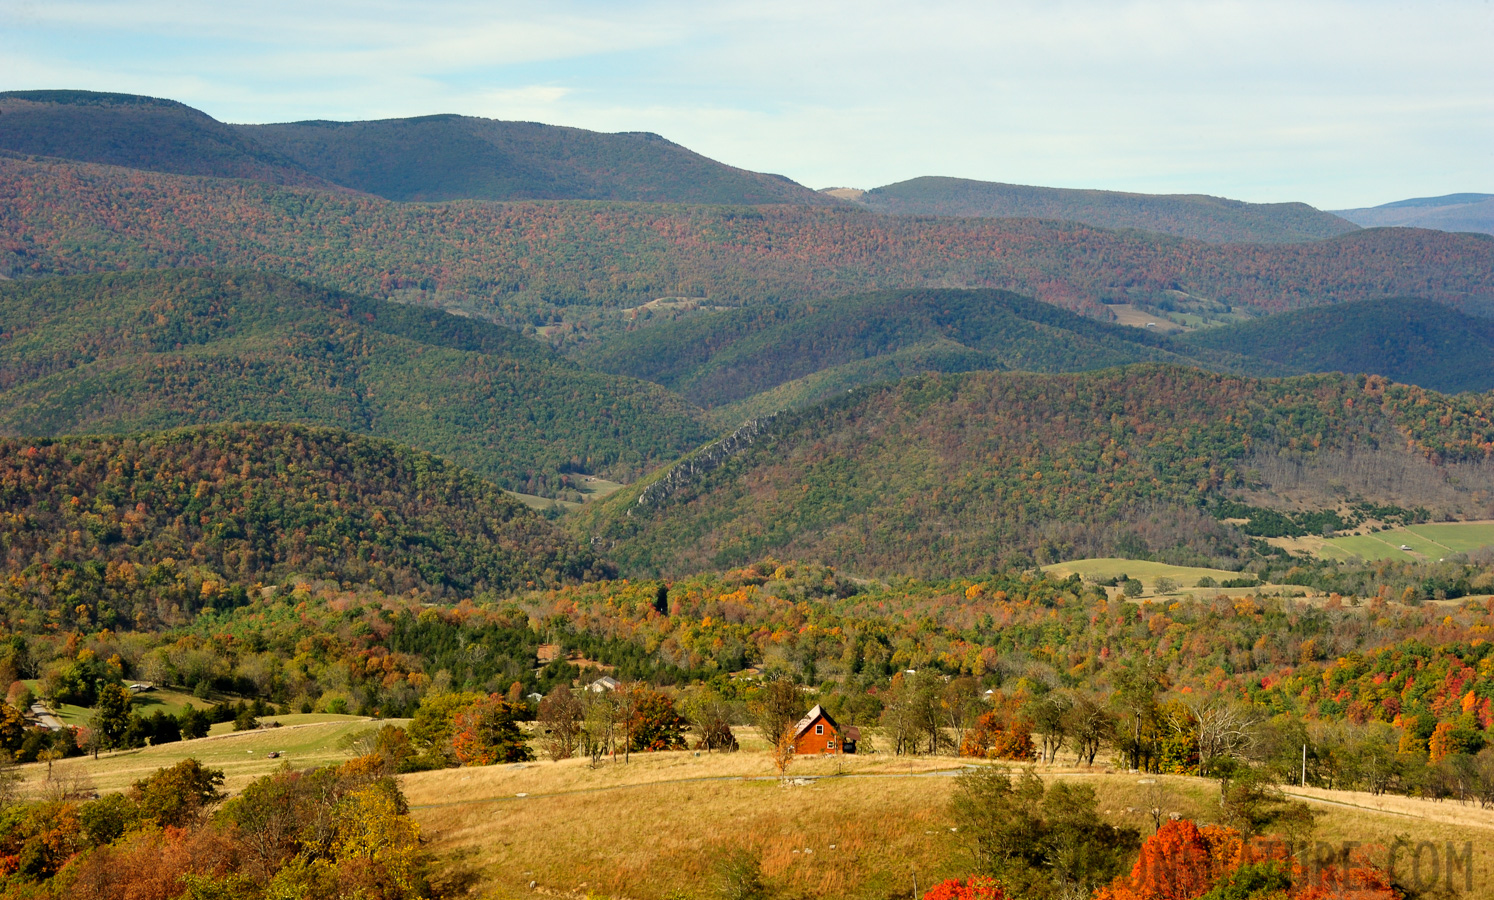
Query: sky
[[1, 0, 1490, 209]]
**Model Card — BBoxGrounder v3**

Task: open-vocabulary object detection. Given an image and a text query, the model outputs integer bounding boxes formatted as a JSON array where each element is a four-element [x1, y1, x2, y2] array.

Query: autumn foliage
[[1094, 818, 1397, 900], [922, 876, 1010, 900]]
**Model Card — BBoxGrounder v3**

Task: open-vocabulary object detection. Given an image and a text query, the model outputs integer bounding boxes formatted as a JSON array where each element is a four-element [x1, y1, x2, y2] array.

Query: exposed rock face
[[634, 414, 780, 510]]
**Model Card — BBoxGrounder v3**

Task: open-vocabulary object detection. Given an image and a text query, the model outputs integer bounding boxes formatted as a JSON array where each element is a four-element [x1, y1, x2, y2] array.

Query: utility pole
[[1301, 743, 1307, 788]]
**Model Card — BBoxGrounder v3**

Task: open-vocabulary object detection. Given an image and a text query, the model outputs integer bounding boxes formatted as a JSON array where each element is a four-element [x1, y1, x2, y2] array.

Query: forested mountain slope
[[0, 270, 711, 495], [3, 156, 1491, 330], [1176, 296, 1494, 394], [577, 288, 1287, 413], [575, 366, 1494, 577], [238, 115, 830, 204], [855, 176, 1360, 243], [0, 90, 328, 186], [0, 424, 606, 618]]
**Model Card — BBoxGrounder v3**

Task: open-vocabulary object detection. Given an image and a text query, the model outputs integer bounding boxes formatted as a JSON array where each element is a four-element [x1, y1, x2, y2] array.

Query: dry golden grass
[[14, 716, 398, 797], [407, 754, 1492, 899], [405, 752, 973, 899]]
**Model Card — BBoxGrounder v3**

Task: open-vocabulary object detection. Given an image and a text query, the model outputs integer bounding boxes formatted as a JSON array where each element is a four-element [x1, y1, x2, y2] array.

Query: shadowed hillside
[[577, 288, 1287, 414], [575, 366, 1494, 577], [239, 116, 831, 204], [853, 176, 1360, 243], [0, 270, 711, 495], [0, 89, 827, 205], [1176, 296, 1494, 394]]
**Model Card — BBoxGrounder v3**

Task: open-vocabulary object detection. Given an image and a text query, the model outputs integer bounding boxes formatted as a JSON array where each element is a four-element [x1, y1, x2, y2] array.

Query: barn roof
[[793, 704, 839, 738]]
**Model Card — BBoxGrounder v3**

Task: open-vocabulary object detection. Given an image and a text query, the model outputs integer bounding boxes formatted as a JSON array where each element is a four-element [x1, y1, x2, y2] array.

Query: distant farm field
[[1320, 521, 1494, 561], [1041, 558, 1260, 597]]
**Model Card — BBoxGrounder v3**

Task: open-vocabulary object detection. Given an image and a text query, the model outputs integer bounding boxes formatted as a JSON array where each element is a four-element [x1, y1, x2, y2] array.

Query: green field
[[1041, 558, 1259, 596], [507, 476, 625, 512], [17, 715, 399, 797], [1321, 521, 1494, 561], [24, 682, 229, 727]]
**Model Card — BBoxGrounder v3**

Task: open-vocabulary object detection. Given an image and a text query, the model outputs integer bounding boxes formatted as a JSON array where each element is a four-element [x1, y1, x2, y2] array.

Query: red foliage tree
[[1094, 819, 1239, 900], [922, 876, 1009, 900]]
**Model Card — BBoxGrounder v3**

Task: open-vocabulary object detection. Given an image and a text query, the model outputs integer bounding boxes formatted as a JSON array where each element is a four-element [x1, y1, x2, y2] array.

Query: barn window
[[815, 724, 824, 735]]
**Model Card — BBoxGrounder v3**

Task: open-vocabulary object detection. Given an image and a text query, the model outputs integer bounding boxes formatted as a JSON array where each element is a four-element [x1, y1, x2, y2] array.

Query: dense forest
[[576, 366, 1494, 577], [3, 156, 1492, 337], [1177, 296, 1494, 394], [855, 176, 1360, 243], [0, 270, 711, 495], [0, 423, 607, 623], [578, 288, 1290, 413]]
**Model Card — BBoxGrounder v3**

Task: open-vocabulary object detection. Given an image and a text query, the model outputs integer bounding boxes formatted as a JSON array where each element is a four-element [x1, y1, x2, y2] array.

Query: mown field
[[15, 715, 392, 796], [1320, 521, 1494, 562]]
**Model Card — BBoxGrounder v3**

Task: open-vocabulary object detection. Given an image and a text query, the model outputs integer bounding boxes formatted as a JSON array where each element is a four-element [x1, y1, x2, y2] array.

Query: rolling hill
[[576, 288, 1288, 416], [0, 270, 711, 495], [849, 176, 1360, 243], [0, 90, 328, 186], [1333, 192, 1494, 236], [1175, 296, 1494, 394], [4, 154, 1491, 333], [573, 366, 1494, 577], [0, 423, 607, 607], [237, 115, 830, 204]]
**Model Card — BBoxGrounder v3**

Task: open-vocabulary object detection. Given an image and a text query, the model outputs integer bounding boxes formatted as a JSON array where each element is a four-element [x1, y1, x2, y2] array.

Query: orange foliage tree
[[450, 696, 534, 766], [960, 705, 1035, 761], [1093, 819, 1241, 900], [922, 876, 1009, 900]]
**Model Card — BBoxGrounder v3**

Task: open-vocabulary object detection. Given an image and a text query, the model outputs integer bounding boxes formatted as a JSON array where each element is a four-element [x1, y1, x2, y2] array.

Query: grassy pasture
[[403, 751, 1493, 899], [507, 476, 624, 512], [15, 715, 393, 797], [1321, 521, 1494, 562], [20, 682, 214, 728], [1041, 558, 1264, 597]]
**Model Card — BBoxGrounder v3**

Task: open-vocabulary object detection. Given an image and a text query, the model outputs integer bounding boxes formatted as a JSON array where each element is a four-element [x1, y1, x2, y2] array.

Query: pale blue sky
[[2, 0, 1489, 209]]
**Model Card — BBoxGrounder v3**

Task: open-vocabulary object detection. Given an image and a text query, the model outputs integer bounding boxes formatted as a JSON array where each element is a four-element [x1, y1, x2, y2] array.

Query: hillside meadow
[[403, 749, 1491, 899]]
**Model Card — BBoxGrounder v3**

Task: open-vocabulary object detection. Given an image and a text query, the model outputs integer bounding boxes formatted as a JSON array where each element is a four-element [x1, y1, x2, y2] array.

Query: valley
[[0, 85, 1491, 900]]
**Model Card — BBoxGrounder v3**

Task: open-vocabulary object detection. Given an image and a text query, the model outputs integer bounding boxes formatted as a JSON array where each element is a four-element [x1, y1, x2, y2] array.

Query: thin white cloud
[[0, 0, 1489, 206]]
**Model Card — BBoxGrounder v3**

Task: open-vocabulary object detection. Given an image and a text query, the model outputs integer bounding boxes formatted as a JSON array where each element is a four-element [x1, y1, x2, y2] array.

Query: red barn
[[792, 705, 855, 754]]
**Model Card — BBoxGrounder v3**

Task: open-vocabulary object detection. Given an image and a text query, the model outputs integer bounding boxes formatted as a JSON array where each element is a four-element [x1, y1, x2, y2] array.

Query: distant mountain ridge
[[845, 175, 1360, 243], [5, 154, 1491, 332], [0, 89, 829, 205], [237, 115, 830, 204], [0, 89, 331, 186], [1333, 193, 1494, 236]]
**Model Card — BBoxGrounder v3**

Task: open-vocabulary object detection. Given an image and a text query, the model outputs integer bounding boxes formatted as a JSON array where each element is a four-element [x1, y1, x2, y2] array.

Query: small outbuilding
[[791, 705, 855, 755]]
